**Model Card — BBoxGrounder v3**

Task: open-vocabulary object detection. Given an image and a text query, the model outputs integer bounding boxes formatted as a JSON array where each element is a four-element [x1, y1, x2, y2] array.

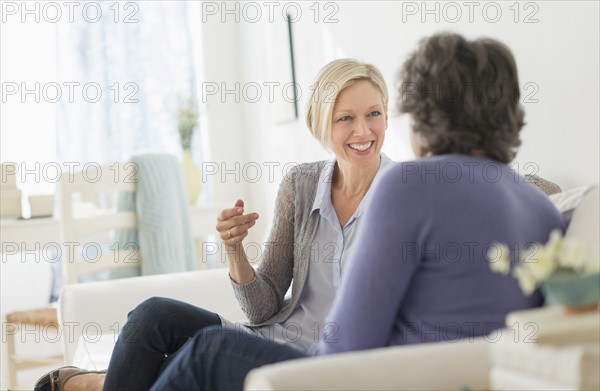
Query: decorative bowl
[[541, 269, 600, 309]]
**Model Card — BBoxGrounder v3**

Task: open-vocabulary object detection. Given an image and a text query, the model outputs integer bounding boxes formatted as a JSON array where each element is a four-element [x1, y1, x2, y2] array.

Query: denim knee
[[122, 297, 184, 340], [127, 296, 177, 321], [191, 325, 264, 354]]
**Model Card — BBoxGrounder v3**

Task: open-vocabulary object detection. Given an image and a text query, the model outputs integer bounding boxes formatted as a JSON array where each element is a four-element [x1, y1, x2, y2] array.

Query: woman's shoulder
[[381, 154, 513, 185], [274, 161, 330, 206], [282, 160, 329, 183], [371, 154, 519, 204]]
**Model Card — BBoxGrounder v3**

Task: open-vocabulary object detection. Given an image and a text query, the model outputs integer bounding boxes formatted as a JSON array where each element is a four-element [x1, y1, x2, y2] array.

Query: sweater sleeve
[[230, 169, 297, 324], [320, 166, 426, 354]]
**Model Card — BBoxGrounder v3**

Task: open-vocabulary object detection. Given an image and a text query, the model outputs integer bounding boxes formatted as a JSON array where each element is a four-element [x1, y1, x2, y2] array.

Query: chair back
[[59, 163, 140, 284]]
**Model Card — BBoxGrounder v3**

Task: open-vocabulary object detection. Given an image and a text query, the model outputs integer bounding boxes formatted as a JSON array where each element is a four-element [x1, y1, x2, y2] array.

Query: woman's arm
[[320, 166, 427, 354], [230, 170, 297, 324]]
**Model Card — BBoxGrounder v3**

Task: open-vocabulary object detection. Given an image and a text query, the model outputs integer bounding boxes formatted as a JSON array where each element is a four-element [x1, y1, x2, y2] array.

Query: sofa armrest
[[59, 268, 244, 364], [245, 337, 491, 391]]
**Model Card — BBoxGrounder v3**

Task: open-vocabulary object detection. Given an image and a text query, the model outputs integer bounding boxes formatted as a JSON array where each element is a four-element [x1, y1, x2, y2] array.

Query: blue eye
[[369, 111, 381, 117], [338, 115, 352, 122]]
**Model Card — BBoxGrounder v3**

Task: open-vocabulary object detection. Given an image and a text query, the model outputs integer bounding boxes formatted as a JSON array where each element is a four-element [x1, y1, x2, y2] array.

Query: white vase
[[182, 149, 201, 204]]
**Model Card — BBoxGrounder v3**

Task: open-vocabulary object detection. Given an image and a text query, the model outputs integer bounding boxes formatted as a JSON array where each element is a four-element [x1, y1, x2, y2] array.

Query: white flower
[[487, 243, 511, 275], [521, 244, 557, 283], [513, 265, 537, 295], [545, 229, 563, 255], [487, 232, 595, 294], [556, 237, 586, 271]]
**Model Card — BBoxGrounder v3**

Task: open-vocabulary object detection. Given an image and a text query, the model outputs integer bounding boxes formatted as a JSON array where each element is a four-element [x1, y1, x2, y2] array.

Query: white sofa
[[59, 186, 598, 390], [59, 268, 490, 390]]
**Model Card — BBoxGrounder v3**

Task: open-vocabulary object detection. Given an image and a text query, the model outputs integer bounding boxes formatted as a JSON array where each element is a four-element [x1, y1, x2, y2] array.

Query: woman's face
[[330, 80, 387, 169]]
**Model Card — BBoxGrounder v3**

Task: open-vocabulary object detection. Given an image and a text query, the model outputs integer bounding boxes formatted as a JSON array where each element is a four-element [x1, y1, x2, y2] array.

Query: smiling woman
[[329, 80, 388, 227], [330, 80, 387, 164], [305, 59, 388, 151], [34, 58, 395, 391]]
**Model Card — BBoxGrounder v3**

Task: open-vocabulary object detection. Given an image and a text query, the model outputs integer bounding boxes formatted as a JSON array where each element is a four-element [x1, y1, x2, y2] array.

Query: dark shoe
[[34, 366, 107, 391]]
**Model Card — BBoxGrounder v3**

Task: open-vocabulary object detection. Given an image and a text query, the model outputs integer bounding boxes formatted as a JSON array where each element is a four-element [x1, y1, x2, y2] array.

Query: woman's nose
[[354, 118, 370, 136]]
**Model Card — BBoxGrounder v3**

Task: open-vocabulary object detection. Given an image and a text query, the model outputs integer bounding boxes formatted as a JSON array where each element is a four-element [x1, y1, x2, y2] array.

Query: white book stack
[[1, 163, 22, 218], [490, 306, 600, 390]]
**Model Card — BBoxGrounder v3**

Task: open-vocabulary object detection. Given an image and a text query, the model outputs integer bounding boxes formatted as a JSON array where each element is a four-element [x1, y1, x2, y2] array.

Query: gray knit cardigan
[[231, 161, 328, 326]]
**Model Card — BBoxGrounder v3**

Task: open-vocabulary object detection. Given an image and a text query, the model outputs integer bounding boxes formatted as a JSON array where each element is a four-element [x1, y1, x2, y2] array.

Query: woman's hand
[[216, 199, 259, 284], [216, 199, 259, 246]]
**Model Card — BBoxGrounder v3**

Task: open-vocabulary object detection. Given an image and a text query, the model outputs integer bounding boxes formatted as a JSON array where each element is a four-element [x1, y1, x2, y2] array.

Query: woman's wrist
[[226, 249, 254, 284]]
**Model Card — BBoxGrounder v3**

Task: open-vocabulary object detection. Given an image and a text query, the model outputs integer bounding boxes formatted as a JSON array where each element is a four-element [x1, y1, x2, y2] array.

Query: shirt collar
[[311, 153, 393, 215], [311, 159, 337, 214]]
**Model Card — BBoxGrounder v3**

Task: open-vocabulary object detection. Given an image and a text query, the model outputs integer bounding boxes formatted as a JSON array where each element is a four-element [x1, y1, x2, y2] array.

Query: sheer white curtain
[[56, 0, 202, 164], [49, 1, 206, 300]]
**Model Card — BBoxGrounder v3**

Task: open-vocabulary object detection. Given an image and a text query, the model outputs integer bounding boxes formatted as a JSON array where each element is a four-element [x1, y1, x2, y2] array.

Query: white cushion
[[549, 185, 594, 226], [72, 335, 114, 370]]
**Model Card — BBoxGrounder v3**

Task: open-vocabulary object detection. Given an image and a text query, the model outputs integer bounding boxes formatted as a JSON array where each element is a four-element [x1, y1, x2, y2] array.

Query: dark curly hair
[[397, 33, 525, 163]]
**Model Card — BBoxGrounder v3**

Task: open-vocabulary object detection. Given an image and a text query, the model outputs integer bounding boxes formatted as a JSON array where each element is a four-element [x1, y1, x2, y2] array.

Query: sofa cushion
[[549, 185, 594, 227], [72, 335, 114, 370]]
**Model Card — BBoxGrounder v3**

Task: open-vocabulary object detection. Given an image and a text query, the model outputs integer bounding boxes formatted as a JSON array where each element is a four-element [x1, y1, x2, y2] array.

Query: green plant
[[178, 98, 199, 151]]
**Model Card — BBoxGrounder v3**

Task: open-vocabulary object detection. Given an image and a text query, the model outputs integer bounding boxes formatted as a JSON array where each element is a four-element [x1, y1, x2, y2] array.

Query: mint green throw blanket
[[111, 154, 196, 277]]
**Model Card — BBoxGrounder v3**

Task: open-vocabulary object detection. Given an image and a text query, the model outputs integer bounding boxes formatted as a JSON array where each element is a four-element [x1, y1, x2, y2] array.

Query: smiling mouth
[[348, 141, 374, 151]]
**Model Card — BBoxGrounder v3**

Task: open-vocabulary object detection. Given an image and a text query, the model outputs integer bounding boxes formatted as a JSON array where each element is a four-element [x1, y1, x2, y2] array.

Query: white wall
[[0, 15, 57, 199], [321, 1, 599, 189], [201, 1, 599, 241]]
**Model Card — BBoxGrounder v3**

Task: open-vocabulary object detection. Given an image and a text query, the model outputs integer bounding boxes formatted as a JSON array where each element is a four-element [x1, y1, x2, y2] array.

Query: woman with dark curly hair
[[399, 33, 524, 163], [143, 33, 564, 390]]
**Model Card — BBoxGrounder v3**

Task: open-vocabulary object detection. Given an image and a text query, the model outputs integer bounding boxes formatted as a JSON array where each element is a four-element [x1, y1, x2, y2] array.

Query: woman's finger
[[216, 212, 258, 233], [217, 206, 244, 221], [227, 218, 257, 238], [227, 230, 249, 245]]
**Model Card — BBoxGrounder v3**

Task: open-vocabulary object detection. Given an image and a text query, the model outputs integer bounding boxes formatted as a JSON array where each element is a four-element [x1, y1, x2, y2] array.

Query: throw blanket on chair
[[111, 154, 196, 277]]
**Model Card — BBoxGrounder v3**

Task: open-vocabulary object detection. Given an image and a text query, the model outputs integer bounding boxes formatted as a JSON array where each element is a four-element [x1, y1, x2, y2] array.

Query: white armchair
[[59, 269, 244, 365]]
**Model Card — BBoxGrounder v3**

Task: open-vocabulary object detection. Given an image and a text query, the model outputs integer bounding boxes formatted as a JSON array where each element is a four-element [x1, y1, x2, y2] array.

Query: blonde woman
[[35, 58, 393, 391]]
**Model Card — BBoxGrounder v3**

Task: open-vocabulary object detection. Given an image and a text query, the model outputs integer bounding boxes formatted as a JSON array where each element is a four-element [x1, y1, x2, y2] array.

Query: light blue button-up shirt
[[255, 154, 393, 354]]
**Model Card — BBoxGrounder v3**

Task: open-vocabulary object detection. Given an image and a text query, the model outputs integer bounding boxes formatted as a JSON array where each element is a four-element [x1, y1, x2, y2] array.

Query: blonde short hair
[[305, 58, 388, 151]]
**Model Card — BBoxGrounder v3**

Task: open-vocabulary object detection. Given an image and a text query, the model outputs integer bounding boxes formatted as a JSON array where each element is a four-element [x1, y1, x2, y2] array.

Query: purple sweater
[[320, 154, 565, 355]]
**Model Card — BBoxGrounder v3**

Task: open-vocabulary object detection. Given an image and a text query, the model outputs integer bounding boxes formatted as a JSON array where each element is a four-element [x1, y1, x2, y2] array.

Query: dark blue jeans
[[102, 297, 222, 391], [150, 326, 307, 391]]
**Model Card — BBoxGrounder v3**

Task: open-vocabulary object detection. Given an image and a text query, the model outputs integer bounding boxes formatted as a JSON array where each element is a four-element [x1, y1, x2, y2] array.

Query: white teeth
[[349, 142, 372, 151]]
